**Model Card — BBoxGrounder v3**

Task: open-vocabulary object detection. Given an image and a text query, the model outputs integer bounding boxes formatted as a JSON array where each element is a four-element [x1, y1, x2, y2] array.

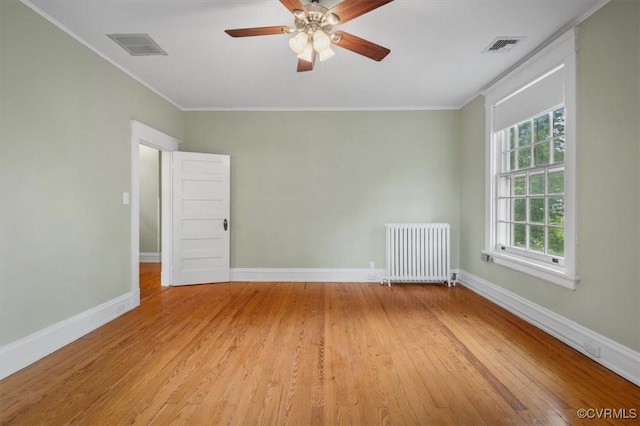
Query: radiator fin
[[383, 223, 451, 286]]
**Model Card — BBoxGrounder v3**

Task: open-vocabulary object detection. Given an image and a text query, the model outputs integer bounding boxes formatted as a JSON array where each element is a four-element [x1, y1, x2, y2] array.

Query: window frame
[[483, 29, 579, 290]]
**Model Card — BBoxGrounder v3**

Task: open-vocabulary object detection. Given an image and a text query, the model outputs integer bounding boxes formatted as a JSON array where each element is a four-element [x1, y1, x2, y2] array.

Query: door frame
[[130, 121, 180, 304]]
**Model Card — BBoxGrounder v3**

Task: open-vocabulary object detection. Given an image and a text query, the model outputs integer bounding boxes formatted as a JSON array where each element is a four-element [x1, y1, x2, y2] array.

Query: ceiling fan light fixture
[[289, 32, 308, 54], [330, 33, 343, 43], [293, 9, 307, 20], [325, 13, 340, 26], [225, 0, 394, 72], [312, 29, 331, 52], [297, 44, 314, 63], [318, 46, 335, 62]]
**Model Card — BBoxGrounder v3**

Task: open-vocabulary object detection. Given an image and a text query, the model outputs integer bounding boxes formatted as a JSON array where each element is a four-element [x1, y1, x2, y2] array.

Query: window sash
[[493, 107, 566, 265]]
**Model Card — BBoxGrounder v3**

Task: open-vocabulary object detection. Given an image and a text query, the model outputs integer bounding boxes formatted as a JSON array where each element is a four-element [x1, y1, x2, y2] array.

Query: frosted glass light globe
[[289, 32, 308, 54]]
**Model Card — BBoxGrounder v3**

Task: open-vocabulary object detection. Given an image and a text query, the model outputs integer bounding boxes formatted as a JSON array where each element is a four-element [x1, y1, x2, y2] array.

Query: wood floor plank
[[1, 269, 638, 425]]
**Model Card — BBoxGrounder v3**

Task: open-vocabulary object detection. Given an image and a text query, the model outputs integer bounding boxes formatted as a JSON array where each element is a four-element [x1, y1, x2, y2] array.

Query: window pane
[[509, 127, 516, 150], [529, 173, 544, 195], [493, 103, 569, 264], [549, 227, 565, 256], [501, 131, 509, 151], [501, 152, 510, 173], [513, 176, 526, 196], [498, 198, 509, 221], [530, 198, 545, 223], [497, 222, 509, 245], [513, 224, 526, 248], [518, 147, 532, 169], [518, 121, 532, 146], [513, 199, 526, 222], [553, 107, 565, 136], [548, 170, 564, 194], [553, 136, 565, 163], [534, 141, 550, 166], [548, 197, 565, 225], [498, 176, 511, 197], [535, 114, 550, 142], [529, 225, 545, 253]]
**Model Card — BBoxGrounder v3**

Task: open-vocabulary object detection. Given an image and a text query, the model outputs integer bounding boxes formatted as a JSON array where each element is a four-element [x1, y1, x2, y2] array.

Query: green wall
[[1, 0, 637, 360], [139, 145, 160, 254], [459, 0, 640, 351], [0, 0, 183, 345], [183, 111, 461, 270]]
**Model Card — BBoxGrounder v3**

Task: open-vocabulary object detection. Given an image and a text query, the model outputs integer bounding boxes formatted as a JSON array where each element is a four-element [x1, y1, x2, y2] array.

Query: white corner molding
[[230, 268, 387, 283], [0, 292, 137, 380], [457, 270, 640, 387]]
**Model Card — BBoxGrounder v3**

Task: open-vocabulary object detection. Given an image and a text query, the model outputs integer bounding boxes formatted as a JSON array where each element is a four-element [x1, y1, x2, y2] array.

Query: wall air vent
[[483, 37, 526, 53], [107, 34, 168, 56]]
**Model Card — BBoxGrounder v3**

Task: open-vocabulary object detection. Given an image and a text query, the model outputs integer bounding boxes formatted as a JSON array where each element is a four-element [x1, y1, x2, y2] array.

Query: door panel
[[172, 152, 230, 285]]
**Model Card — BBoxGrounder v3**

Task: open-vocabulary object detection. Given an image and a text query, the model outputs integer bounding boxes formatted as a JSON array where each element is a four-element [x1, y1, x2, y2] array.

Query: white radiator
[[383, 223, 451, 287]]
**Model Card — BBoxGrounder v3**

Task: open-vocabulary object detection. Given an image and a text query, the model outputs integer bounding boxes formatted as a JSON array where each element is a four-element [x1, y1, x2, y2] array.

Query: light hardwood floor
[[1, 264, 638, 425]]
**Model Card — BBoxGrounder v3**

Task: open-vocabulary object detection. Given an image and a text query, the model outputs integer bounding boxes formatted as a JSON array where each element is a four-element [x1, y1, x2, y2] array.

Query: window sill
[[482, 250, 579, 290]]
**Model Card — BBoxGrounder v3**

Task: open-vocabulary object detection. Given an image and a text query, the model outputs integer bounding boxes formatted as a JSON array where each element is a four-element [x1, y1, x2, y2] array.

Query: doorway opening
[[139, 144, 162, 301], [130, 120, 180, 307]]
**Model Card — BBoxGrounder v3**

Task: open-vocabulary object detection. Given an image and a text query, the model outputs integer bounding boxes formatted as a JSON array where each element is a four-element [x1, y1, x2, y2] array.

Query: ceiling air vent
[[483, 37, 526, 54], [107, 34, 168, 56]]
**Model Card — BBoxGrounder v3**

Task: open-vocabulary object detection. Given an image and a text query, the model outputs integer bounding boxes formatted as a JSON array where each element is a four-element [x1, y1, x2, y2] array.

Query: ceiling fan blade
[[329, 0, 394, 24], [280, 0, 307, 14], [225, 26, 289, 37], [297, 51, 316, 72], [333, 31, 390, 62]]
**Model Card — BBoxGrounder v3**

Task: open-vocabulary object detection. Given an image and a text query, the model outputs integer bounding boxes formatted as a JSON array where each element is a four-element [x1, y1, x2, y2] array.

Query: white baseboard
[[5, 270, 635, 387], [0, 292, 138, 380], [458, 270, 640, 387], [231, 268, 387, 283], [139, 252, 161, 263]]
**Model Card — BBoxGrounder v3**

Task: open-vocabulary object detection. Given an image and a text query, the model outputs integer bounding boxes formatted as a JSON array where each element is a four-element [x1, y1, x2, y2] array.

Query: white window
[[496, 107, 566, 263], [484, 29, 578, 290]]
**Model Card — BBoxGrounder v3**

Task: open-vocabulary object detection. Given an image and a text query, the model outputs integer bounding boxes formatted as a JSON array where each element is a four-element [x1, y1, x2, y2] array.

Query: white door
[[171, 152, 230, 285]]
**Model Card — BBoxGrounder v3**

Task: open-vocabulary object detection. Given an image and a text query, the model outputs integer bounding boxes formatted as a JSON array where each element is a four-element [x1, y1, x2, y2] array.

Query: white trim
[[494, 64, 564, 107], [182, 106, 461, 112], [562, 48, 578, 281], [230, 268, 387, 283], [139, 252, 161, 263], [0, 292, 137, 380], [480, 0, 609, 95], [20, 1, 183, 111], [458, 270, 640, 387], [160, 152, 173, 287], [19, 0, 609, 113], [483, 251, 578, 290], [574, 0, 612, 29], [131, 121, 180, 151], [131, 120, 180, 294], [484, 29, 578, 289], [484, 29, 576, 105]]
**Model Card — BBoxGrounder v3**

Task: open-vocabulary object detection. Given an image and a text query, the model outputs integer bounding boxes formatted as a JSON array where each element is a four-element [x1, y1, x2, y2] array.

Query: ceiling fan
[[225, 0, 394, 72]]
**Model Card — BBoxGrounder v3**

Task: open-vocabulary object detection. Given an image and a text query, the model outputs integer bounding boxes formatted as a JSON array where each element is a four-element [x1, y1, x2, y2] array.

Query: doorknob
[[223, 219, 228, 231]]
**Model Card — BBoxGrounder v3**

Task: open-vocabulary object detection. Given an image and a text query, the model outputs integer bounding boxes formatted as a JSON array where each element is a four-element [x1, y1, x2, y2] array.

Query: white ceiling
[[24, 0, 606, 110]]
